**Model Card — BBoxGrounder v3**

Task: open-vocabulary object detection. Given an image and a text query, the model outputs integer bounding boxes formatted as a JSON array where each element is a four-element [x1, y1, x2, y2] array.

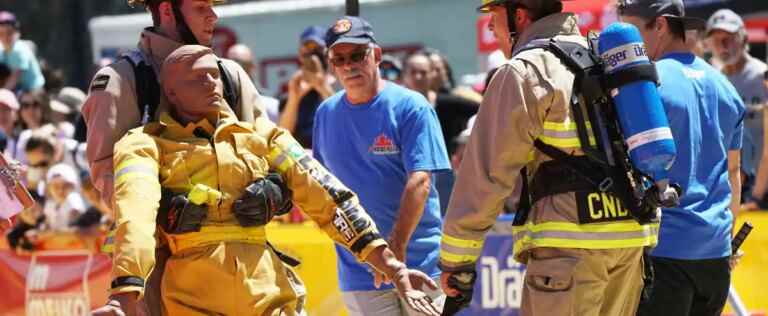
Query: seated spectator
[[16, 90, 51, 131], [0, 11, 44, 93], [23, 125, 80, 183], [24, 132, 56, 190], [40, 163, 85, 232], [279, 25, 336, 148], [14, 91, 53, 164]]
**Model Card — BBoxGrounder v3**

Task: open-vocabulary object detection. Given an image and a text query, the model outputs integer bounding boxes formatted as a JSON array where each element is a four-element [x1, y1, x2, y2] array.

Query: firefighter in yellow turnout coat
[[96, 45, 441, 316]]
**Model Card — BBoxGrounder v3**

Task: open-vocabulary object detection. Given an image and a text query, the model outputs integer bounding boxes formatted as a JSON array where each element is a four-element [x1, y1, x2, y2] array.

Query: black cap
[[477, 0, 566, 13], [617, 0, 706, 30], [325, 16, 377, 48]]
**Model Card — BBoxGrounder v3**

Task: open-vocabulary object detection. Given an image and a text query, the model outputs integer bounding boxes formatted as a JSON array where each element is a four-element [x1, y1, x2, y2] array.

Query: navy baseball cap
[[300, 26, 327, 47], [325, 16, 377, 48], [617, 0, 705, 30]]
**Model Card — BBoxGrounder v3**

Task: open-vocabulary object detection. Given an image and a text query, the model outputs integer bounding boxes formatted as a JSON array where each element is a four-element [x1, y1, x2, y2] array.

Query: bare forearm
[[390, 171, 431, 246], [315, 84, 335, 100], [278, 97, 301, 133], [752, 157, 768, 199], [728, 150, 742, 221], [364, 245, 406, 276], [730, 171, 741, 215]]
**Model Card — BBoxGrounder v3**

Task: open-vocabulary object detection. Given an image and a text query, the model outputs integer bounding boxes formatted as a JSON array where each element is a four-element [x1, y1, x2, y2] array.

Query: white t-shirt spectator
[[42, 191, 85, 231]]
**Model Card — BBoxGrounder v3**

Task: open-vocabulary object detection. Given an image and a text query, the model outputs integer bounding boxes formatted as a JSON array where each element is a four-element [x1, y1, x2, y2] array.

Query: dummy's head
[[162, 45, 224, 121]]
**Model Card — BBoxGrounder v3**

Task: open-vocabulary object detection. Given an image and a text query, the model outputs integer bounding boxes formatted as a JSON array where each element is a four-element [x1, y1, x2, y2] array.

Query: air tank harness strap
[[513, 139, 614, 226]]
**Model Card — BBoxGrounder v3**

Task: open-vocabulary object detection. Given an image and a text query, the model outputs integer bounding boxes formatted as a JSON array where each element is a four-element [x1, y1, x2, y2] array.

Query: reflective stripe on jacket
[[439, 13, 658, 270], [111, 111, 385, 296]]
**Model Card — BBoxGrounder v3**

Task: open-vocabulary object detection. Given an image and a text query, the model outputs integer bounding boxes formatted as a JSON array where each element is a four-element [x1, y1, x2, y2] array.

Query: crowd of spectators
[[0, 11, 106, 252], [4, 7, 768, 252]]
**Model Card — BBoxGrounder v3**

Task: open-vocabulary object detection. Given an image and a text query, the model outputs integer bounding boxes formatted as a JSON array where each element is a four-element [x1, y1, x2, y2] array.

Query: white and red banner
[[0, 250, 111, 316]]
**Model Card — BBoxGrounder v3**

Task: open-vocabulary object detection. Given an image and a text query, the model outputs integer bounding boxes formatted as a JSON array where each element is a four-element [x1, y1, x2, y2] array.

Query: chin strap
[[170, 0, 200, 45], [505, 2, 518, 40]]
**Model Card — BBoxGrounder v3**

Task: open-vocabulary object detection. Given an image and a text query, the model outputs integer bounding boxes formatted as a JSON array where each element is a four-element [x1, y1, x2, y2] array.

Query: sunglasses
[[329, 48, 371, 67], [29, 160, 51, 168], [20, 101, 39, 108]]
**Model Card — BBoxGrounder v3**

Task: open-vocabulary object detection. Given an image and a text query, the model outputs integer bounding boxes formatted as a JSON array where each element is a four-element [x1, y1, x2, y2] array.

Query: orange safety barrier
[[0, 223, 347, 316]]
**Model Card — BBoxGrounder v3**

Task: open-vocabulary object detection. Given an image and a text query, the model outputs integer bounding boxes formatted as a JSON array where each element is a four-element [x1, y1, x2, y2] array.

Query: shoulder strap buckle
[[598, 177, 614, 192]]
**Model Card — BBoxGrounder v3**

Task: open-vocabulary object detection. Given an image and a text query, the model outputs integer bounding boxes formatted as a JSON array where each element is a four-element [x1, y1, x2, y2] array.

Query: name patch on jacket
[[575, 191, 633, 224], [90, 74, 110, 92]]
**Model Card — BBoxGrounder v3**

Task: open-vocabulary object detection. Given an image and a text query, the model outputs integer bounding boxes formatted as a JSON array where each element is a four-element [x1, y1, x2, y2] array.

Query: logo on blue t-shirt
[[369, 133, 400, 155]]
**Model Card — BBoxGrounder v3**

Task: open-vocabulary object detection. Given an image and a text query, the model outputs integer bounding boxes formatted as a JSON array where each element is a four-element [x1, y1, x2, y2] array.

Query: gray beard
[[719, 52, 743, 67]]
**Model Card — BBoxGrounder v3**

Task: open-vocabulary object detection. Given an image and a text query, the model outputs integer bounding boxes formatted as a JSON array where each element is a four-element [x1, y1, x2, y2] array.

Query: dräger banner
[[0, 250, 111, 316], [458, 231, 526, 316]]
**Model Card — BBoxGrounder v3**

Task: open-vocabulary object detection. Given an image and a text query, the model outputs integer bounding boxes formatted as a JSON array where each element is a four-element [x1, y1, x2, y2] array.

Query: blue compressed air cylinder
[[598, 22, 676, 180]]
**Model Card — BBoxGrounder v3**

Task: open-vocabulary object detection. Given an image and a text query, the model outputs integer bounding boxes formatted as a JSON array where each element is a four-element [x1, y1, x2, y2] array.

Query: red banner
[[0, 250, 111, 316], [477, 14, 500, 54]]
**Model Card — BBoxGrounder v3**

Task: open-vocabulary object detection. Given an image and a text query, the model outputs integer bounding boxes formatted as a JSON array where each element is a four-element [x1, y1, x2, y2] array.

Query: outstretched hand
[[390, 267, 441, 316]]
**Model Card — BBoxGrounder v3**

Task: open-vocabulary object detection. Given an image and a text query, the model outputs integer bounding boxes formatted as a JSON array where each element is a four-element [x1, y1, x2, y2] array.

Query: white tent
[[89, 0, 481, 95]]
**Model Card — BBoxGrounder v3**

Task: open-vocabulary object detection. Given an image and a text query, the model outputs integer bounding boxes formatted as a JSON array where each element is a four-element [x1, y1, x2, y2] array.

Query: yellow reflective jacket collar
[[512, 13, 581, 54]]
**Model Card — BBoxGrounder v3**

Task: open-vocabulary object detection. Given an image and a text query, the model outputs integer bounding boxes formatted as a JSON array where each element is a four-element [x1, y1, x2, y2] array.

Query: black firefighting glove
[[640, 249, 655, 303], [157, 189, 208, 234], [441, 269, 477, 316], [636, 183, 682, 224], [232, 173, 293, 227]]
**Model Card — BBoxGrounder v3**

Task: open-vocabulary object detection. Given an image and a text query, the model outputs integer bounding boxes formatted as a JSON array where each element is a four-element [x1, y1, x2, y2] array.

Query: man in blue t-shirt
[[0, 12, 44, 93], [313, 16, 450, 315], [619, 1, 745, 315]]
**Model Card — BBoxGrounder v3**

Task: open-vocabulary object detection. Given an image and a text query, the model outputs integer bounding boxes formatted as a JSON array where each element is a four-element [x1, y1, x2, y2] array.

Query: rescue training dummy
[[92, 45, 442, 316]]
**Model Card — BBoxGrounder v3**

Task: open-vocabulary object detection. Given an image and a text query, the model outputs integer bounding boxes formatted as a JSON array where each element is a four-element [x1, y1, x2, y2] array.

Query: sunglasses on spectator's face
[[20, 101, 38, 108], [29, 160, 51, 168], [329, 48, 371, 67]]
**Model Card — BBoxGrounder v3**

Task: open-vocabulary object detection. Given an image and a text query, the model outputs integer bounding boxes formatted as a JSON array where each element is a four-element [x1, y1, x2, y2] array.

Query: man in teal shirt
[[0, 11, 44, 93]]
